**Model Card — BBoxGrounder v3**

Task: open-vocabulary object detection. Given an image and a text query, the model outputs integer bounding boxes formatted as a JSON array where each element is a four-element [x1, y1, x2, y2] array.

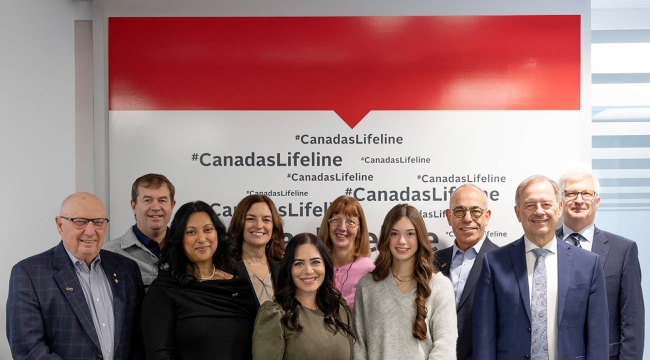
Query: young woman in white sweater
[[353, 204, 457, 360]]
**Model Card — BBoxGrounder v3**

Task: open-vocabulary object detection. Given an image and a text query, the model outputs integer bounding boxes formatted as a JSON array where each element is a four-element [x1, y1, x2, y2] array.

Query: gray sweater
[[353, 271, 457, 360]]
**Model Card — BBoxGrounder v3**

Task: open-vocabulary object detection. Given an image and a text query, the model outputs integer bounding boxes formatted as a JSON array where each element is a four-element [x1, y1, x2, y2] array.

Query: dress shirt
[[560, 223, 594, 251], [65, 249, 115, 360], [450, 236, 485, 308], [133, 224, 162, 258], [524, 236, 558, 360]]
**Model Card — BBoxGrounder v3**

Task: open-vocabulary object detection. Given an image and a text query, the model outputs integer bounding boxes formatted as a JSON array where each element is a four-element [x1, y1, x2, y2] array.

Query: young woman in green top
[[252, 233, 356, 360]]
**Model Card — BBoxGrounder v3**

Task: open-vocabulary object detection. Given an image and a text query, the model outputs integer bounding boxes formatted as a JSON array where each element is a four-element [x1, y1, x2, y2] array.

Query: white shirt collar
[[561, 223, 594, 243], [524, 234, 557, 254]]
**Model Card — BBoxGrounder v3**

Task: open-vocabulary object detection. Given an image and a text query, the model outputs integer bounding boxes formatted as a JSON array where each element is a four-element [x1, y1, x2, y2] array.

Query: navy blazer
[[435, 238, 498, 360], [473, 236, 609, 360], [557, 227, 644, 359], [6, 242, 145, 360]]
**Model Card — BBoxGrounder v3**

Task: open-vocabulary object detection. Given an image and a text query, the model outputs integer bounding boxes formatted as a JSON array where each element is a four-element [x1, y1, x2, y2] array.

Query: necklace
[[337, 256, 356, 294], [244, 255, 268, 267], [247, 259, 268, 267], [392, 273, 414, 286], [198, 265, 216, 280]]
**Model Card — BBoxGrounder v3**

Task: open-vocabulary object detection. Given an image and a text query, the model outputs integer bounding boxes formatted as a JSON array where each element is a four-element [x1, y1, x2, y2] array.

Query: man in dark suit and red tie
[[556, 167, 644, 360], [435, 184, 498, 360], [473, 175, 609, 360], [6, 192, 145, 360]]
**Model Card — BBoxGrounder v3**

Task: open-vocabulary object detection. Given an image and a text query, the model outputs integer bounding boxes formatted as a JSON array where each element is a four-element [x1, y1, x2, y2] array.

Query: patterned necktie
[[569, 232, 584, 248], [531, 248, 550, 360]]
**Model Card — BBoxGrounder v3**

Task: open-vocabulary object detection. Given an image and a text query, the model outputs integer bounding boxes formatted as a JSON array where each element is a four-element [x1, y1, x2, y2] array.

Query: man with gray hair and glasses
[[435, 184, 498, 360], [557, 167, 644, 360], [6, 192, 144, 360]]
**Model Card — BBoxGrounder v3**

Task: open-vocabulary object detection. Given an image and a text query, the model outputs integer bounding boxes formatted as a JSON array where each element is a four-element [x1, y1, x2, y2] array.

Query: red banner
[[109, 16, 580, 128]]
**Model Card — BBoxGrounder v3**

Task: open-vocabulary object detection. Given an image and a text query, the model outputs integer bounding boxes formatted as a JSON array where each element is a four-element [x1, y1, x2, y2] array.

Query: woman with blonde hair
[[353, 204, 457, 359], [317, 195, 374, 309]]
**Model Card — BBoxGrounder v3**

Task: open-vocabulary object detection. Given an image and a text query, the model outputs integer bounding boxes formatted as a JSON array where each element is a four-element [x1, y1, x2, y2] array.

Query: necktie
[[569, 232, 584, 248], [531, 248, 550, 360]]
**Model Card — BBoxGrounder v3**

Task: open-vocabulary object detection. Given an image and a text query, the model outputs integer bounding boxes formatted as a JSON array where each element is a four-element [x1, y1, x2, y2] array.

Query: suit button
[[527, 327, 531, 332]]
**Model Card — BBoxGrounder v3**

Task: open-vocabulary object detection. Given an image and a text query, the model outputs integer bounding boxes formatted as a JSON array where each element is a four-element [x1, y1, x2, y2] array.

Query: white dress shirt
[[524, 236, 558, 360], [560, 223, 594, 251]]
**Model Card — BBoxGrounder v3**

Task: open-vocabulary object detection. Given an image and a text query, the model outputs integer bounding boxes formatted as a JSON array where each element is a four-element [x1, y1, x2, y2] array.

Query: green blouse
[[252, 301, 353, 360]]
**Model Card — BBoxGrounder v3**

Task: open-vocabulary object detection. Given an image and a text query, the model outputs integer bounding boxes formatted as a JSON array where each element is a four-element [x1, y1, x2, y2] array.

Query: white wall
[[0, 0, 77, 357]]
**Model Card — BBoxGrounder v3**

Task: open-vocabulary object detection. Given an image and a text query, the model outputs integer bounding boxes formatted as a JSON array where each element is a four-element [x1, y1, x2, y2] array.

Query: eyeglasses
[[328, 217, 359, 228], [563, 190, 597, 201], [60, 216, 109, 229], [451, 206, 486, 219]]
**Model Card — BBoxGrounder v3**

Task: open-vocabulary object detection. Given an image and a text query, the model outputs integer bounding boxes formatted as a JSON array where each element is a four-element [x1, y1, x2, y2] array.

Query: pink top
[[333, 256, 375, 309]]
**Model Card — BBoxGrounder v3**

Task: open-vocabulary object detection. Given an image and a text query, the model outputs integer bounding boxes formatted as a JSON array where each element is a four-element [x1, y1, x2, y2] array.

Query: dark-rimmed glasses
[[60, 216, 109, 229], [451, 206, 486, 219]]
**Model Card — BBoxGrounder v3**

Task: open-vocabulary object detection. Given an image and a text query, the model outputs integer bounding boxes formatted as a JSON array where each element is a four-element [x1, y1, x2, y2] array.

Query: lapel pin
[[442, 263, 447, 268], [114, 279, 119, 284], [65, 287, 74, 292], [113, 273, 117, 277], [232, 293, 239, 298]]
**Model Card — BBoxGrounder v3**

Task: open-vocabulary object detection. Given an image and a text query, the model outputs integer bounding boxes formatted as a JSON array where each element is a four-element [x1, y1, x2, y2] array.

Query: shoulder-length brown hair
[[372, 203, 436, 340], [317, 195, 371, 257], [228, 195, 285, 261]]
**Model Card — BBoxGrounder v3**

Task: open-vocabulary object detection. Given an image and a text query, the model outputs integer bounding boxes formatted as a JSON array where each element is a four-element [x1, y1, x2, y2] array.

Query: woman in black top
[[142, 201, 257, 360], [228, 195, 285, 306]]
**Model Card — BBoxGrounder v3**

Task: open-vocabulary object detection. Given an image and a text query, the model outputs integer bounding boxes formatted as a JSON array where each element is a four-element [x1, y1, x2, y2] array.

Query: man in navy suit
[[435, 184, 498, 360], [473, 175, 608, 360], [6, 192, 145, 360], [557, 168, 644, 359]]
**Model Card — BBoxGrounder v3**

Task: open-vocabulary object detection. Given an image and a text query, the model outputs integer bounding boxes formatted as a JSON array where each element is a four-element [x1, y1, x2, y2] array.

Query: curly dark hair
[[228, 195, 285, 261], [159, 201, 238, 284], [275, 233, 355, 340], [372, 204, 436, 340]]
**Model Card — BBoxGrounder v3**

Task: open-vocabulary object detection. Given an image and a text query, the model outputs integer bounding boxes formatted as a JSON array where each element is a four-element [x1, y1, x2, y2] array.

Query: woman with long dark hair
[[252, 233, 355, 360], [353, 204, 457, 359], [317, 195, 374, 310], [142, 201, 257, 360], [229, 195, 285, 305]]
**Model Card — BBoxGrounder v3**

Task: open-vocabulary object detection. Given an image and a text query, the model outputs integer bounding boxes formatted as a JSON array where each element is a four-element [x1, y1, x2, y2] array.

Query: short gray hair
[[558, 166, 600, 197], [515, 175, 560, 204]]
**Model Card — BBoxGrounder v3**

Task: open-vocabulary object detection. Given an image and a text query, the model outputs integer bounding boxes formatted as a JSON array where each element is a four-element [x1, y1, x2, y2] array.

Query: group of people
[[5, 169, 644, 360]]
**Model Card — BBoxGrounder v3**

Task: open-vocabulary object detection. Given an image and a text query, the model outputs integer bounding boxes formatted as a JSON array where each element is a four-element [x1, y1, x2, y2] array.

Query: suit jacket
[[6, 242, 145, 360], [435, 238, 499, 360], [557, 227, 644, 359], [473, 236, 608, 360]]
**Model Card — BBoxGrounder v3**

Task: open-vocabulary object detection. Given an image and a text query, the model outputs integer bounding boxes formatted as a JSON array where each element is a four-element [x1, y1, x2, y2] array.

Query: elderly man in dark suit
[[556, 168, 644, 359], [6, 192, 145, 360], [435, 184, 498, 360], [474, 175, 608, 360]]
